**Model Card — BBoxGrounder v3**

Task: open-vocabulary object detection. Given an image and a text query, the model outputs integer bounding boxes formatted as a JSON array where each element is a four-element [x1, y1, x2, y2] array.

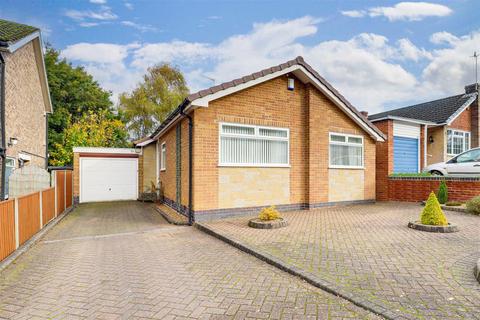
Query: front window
[[447, 129, 470, 155], [160, 142, 166, 171], [329, 133, 364, 168], [219, 123, 289, 166]]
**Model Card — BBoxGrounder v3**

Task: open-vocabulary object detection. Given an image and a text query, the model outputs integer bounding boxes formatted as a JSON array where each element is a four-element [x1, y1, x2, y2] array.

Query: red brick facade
[[387, 178, 480, 202]]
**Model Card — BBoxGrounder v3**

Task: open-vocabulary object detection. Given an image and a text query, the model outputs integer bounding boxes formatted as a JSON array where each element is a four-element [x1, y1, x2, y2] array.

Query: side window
[[4, 157, 15, 198], [455, 149, 480, 163]]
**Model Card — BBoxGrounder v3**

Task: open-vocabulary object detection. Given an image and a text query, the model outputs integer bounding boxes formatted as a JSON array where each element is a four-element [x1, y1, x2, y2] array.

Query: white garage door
[[80, 157, 138, 203]]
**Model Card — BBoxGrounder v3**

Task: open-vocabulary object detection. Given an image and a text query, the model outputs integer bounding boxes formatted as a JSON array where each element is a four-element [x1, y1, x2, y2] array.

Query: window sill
[[218, 164, 291, 168], [329, 166, 365, 170]]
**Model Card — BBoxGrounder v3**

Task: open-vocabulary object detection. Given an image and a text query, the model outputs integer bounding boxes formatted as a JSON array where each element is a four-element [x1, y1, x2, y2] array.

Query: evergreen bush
[[421, 192, 448, 226], [466, 196, 480, 215], [437, 180, 448, 204]]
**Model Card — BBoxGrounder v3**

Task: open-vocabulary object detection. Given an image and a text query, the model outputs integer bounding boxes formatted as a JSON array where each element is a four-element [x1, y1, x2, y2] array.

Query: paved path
[[0, 201, 378, 319], [201, 202, 480, 319]]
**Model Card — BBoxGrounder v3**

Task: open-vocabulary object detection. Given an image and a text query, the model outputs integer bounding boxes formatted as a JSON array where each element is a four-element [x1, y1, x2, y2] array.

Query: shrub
[[466, 196, 480, 215], [446, 201, 462, 207], [437, 180, 448, 204], [420, 192, 448, 226], [258, 206, 281, 221]]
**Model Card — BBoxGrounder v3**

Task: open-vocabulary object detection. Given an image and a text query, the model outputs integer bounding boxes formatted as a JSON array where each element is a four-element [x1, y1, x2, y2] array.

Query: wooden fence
[[0, 170, 73, 262]]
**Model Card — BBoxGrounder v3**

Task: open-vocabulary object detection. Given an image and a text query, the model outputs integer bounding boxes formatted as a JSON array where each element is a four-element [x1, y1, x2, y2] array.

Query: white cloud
[[422, 31, 480, 95], [121, 21, 158, 32], [341, 10, 366, 18], [64, 6, 117, 21], [60, 16, 478, 114], [124, 2, 133, 10], [89, 0, 107, 4], [343, 2, 452, 21], [429, 31, 459, 45]]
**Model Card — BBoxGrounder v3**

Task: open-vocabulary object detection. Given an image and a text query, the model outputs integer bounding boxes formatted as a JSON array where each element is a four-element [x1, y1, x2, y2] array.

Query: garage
[[393, 121, 420, 173], [73, 147, 139, 203]]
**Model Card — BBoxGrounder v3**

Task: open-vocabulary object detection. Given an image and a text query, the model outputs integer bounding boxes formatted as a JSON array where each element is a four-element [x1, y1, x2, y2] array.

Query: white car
[[423, 147, 480, 176]]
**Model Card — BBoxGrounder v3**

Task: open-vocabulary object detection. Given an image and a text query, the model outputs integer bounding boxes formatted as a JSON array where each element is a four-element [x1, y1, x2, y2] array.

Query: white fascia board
[[446, 94, 477, 126], [370, 116, 436, 126], [4, 31, 41, 53], [73, 147, 140, 155], [136, 139, 154, 147]]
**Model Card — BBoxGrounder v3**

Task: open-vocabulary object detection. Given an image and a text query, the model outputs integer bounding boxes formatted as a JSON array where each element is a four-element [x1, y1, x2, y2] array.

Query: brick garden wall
[[387, 177, 480, 202]]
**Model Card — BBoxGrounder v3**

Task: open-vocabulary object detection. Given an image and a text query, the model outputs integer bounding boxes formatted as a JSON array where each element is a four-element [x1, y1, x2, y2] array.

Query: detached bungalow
[[137, 57, 385, 221], [369, 84, 479, 176]]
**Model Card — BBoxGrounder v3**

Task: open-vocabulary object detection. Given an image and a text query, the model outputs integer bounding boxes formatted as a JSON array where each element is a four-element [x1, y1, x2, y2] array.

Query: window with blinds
[[219, 123, 289, 166], [329, 133, 364, 168]]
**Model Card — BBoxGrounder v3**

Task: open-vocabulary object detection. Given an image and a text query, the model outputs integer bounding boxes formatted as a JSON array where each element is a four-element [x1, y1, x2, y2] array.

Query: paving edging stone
[[195, 222, 394, 320], [0, 206, 74, 273], [248, 218, 288, 229], [407, 221, 459, 233], [155, 206, 189, 226]]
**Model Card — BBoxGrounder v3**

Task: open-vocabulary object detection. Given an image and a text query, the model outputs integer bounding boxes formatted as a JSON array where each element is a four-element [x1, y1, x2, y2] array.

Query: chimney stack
[[360, 111, 369, 118], [465, 83, 479, 94]]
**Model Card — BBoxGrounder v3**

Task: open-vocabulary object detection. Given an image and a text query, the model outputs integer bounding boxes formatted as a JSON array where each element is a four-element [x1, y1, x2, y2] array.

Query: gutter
[[0, 53, 5, 200], [180, 104, 194, 225]]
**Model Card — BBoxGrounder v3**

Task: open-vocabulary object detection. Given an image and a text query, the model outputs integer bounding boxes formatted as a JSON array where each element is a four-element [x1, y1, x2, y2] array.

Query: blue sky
[[1, 0, 479, 113]]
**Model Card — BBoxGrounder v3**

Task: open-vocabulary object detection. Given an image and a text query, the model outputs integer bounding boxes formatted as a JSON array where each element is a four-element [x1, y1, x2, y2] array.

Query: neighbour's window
[[219, 123, 289, 166], [4, 158, 15, 199], [329, 133, 364, 168], [160, 142, 166, 171], [447, 129, 470, 155]]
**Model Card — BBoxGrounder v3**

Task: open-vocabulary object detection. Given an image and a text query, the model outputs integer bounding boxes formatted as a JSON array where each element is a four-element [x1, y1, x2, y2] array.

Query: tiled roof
[[0, 19, 38, 46], [369, 93, 477, 124], [149, 56, 385, 140]]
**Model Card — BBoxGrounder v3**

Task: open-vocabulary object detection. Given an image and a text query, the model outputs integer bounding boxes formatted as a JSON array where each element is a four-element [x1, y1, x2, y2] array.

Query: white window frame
[[218, 122, 290, 167], [329, 132, 364, 169], [160, 142, 166, 171], [5, 157, 15, 168], [447, 129, 470, 156]]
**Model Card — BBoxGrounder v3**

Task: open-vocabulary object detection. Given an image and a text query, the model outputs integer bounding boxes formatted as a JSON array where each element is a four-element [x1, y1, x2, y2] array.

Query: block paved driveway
[[201, 202, 480, 319], [0, 201, 378, 319]]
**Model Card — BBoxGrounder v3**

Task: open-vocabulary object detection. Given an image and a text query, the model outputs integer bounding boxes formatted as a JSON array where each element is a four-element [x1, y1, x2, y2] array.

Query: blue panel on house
[[394, 136, 419, 173]]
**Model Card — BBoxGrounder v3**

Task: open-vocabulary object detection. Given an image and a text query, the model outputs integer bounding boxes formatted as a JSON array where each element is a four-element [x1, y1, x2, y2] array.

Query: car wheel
[[430, 170, 443, 176]]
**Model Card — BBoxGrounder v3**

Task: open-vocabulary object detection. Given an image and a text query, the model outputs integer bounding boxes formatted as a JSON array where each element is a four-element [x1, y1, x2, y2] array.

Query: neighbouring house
[[369, 84, 479, 173], [0, 19, 52, 199], [368, 84, 479, 200], [133, 56, 385, 221]]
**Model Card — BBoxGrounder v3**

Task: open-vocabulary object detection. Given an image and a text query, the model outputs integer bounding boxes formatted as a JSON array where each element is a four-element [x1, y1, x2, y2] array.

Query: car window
[[455, 149, 480, 163]]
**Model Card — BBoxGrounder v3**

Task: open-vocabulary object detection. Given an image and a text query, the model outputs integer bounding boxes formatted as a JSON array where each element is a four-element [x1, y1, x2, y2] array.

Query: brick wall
[[450, 106, 472, 132], [387, 177, 480, 202], [190, 75, 376, 212], [374, 120, 393, 201], [4, 41, 47, 168]]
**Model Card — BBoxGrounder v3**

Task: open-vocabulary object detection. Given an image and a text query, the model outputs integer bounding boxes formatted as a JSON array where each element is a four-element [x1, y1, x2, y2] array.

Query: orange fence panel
[[42, 188, 56, 226], [65, 170, 72, 208], [18, 192, 40, 246], [0, 200, 15, 261], [56, 171, 65, 215]]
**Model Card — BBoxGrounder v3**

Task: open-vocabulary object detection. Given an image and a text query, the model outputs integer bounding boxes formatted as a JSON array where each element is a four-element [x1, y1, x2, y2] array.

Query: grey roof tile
[[369, 93, 477, 124]]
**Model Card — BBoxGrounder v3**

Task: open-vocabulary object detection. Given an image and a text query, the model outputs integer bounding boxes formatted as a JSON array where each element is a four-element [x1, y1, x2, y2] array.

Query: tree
[[49, 110, 129, 166], [45, 46, 116, 164], [119, 63, 189, 140]]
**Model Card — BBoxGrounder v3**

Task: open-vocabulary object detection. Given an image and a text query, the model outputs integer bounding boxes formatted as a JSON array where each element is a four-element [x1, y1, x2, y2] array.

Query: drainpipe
[[45, 112, 49, 168], [0, 53, 6, 200], [423, 124, 428, 170], [180, 104, 194, 225]]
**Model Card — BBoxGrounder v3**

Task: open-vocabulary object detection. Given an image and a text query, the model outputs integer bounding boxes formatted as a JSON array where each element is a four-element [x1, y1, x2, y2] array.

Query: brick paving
[[0, 201, 378, 319], [201, 202, 480, 319]]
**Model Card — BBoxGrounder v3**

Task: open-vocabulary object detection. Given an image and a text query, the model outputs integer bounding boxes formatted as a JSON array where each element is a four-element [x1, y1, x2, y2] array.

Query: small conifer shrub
[[421, 192, 448, 226], [437, 180, 448, 204], [258, 206, 281, 221]]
